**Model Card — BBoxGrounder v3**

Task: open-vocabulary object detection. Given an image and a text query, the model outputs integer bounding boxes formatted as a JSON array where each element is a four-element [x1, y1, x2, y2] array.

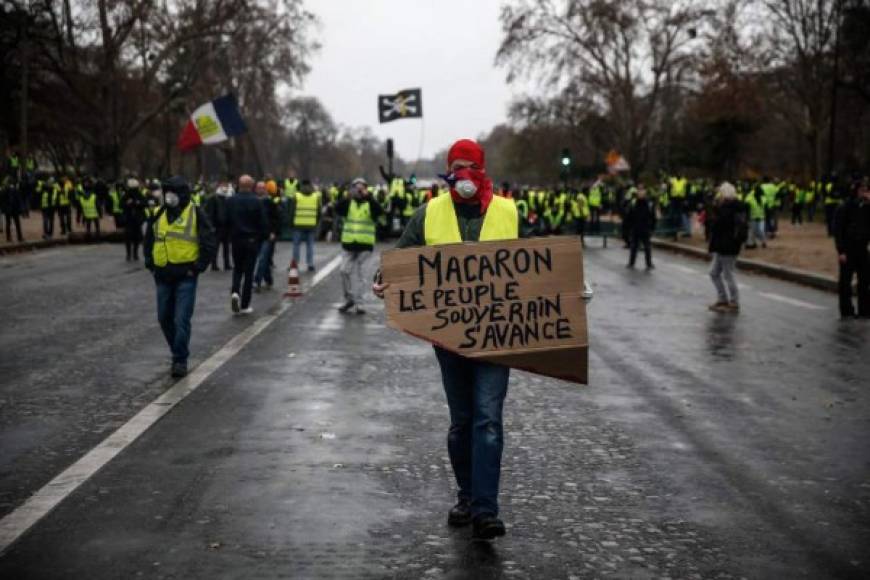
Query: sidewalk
[[680, 218, 837, 278], [0, 211, 120, 252], [654, 217, 840, 292]]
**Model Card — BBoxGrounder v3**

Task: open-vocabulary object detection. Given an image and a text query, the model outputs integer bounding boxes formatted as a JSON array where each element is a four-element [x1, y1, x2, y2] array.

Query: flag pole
[[413, 117, 425, 176], [245, 131, 264, 177]]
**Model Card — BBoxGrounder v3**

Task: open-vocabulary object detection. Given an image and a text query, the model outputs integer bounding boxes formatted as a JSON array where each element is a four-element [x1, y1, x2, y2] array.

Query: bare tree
[[761, 0, 841, 178], [497, 0, 709, 176], [1, 0, 317, 178]]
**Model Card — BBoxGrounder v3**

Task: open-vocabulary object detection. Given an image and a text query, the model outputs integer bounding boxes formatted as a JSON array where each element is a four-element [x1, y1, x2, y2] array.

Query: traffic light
[[561, 148, 571, 168]]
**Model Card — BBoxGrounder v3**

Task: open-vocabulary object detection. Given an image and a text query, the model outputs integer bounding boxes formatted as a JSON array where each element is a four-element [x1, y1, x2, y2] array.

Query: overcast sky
[[300, 0, 523, 161]]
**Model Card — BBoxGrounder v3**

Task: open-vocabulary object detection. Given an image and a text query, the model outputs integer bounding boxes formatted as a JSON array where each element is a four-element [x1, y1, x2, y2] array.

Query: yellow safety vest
[[573, 194, 590, 219], [403, 192, 416, 217], [293, 191, 320, 227], [80, 194, 99, 219], [424, 194, 518, 245], [284, 179, 298, 198], [41, 183, 57, 209], [515, 199, 529, 218], [152, 204, 199, 267], [109, 189, 122, 214], [341, 200, 376, 246]]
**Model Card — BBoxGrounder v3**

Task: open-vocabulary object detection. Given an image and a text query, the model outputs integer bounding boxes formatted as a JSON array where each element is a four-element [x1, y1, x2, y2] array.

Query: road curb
[[0, 238, 69, 255], [0, 232, 124, 255], [651, 238, 838, 293]]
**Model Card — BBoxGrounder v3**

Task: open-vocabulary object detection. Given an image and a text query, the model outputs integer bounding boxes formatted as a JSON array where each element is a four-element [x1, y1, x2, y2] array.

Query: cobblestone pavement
[[0, 242, 867, 579]]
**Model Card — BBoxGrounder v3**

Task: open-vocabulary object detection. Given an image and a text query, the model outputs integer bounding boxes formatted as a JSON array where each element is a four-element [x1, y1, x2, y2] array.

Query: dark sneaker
[[472, 514, 506, 539], [171, 362, 188, 378], [708, 301, 729, 312], [231, 292, 241, 314], [354, 306, 366, 315], [447, 499, 472, 527], [646, 264, 655, 270], [726, 302, 740, 313], [338, 300, 355, 314], [307, 265, 316, 272]]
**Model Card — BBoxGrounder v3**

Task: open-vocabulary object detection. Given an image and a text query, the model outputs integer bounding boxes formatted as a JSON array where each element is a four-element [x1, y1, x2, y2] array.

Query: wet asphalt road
[[0, 239, 868, 579]]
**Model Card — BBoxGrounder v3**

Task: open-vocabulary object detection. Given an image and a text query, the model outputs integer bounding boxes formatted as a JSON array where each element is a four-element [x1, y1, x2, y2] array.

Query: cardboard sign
[[381, 236, 588, 384]]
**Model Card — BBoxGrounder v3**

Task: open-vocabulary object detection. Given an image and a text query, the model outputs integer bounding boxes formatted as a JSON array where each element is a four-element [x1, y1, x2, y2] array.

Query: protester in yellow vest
[[373, 139, 516, 541], [588, 182, 603, 233], [79, 184, 102, 239], [144, 176, 217, 378], [40, 178, 59, 239], [284, 176, 299, 200], [291, 179, 321, 271], [108, 181, 124, 229], [334, 177, 384, 314], [573, 188, 590, 245]]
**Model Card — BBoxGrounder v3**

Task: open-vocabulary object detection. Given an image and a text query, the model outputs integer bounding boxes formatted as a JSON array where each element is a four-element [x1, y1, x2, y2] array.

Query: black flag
[[378, 89, 423, 123]]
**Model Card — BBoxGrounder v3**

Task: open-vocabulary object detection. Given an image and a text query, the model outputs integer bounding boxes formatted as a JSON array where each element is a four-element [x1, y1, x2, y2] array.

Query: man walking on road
[[833, 180, 870, 319], [254, 181, 281, 291], [227, 175, 269, 314], [374, 139, 517, 540], [206, 182, 234, 271], [144, 176, 217, 378], [289, 179, 321, 272], [335, 177, 383, 314], [40, 178, 58, 239], [122, 178, 146, 261], [744, 185, 767, 249], [79, 183, 102, 239], [625, 184, 655, 270], [707, 183, 746, 313]]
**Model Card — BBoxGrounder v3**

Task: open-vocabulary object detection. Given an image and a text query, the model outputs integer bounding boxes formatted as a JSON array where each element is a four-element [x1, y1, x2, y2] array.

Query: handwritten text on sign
[[396, 247, 573, 350], [381, 237, 588, 383]]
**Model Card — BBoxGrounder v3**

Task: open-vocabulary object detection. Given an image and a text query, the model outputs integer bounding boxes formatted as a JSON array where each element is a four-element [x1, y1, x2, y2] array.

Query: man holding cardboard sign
[[375, 139, 589, 540]]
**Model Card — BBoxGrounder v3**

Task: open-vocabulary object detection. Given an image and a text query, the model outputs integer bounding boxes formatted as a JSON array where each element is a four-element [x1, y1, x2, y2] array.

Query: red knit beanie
[[447, 139, 485, 168]]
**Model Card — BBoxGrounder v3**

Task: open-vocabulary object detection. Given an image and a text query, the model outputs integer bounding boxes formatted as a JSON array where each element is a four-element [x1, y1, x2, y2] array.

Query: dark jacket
[[833, 196, 870, 254], [261, 196, 282, 236], [205, 193, 230, 232], [122, 188, 146, 224], [1, 183, 24, 215], [226, 190, 269, 240], [144, 202, 217, 282], [626, 197, 656, 235], [708, 199, 746, 256]]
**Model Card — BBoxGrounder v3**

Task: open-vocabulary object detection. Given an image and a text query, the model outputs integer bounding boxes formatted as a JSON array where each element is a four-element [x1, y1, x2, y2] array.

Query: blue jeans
[[155, 275, 198, 364], [292, 228, 315, 267], [254, 239, 275, 286], [434, 347, 510, 518]]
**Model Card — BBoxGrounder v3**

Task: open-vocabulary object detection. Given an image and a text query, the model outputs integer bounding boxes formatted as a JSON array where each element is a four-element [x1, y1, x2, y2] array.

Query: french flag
[[177, 94, 247, 151]]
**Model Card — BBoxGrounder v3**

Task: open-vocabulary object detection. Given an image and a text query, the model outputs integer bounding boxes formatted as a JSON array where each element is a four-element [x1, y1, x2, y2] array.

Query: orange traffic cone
[[284, 259, 302, 297]]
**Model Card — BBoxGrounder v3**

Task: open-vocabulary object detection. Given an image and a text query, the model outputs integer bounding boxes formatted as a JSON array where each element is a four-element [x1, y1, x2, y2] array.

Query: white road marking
[[0, 253, 344, 555], [758, 291, 826, 311]]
